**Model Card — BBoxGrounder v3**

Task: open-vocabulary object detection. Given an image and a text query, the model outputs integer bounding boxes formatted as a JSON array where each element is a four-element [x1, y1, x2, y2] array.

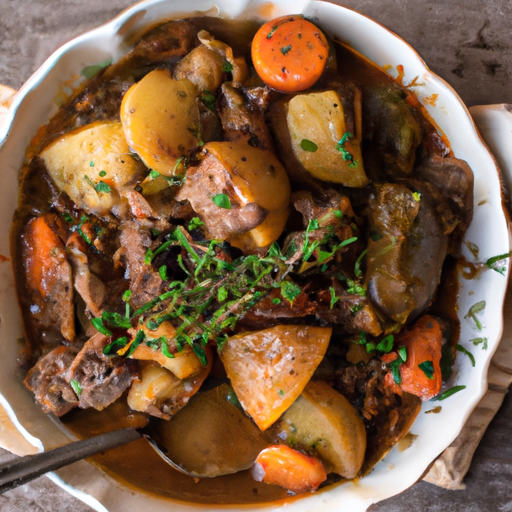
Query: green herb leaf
[[389, 359, 402, 385], [300, 139, 318, 152], [70, 379, 82, 398], [329, 287, 339, 309], [354, 248, 367, 278], [418, 361, 435, 380], [188, 217, 204, 231], [485, 251, 511, 275], [99, 170, 107, 177], [272, 298, 282, 305], [122, 290, 132, 303], [144, 248, 154, 265], [266, 26, 278, 39], [200, 90, 217, 111], [212, 193, 232, 209], [126, 330, 146, 357], [81, 58, 112, 79], [470, 337, 488, 350], [103, 336, 129, 356], [412, 191, 421, 202], [280, 280, 302, 303], [464, 300, 486, 330], [377, 334, 394, 353], [222, 60, 234, 72], [91, 317, 113, 336], [456, 344, 476, 367], [398, 346, 407, 362], [102, 311, 132, 329], [95, 181, 111, 194], [149, 169, 160, 179], [159, 265, 168, 281], [431, 385, 466, 401], [280, 45, 292, 55]]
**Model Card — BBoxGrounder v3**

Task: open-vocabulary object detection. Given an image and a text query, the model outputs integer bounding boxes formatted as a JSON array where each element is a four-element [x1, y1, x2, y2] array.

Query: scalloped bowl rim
[[0, 1, 508, 511]]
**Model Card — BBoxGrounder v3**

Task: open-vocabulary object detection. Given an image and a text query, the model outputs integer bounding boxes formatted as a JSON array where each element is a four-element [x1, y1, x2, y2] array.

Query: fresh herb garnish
[[418, 361, 435, 380], [336, 132, 358, 168], [485, 252, 511, 275], [70, 379, 82, 398], [212, 193, 232, 209], [280, 45, 292, 55], [431, 385, 466, 401], [300, 139, 318, 152], [91, 317, 112, 336], [149, 169, 160, 179], [377, 334, 394, 353], [222, 60, 234, 72], [456, 344, 476, 367], [200, 90, 217, 111], [470, 337, 488, 350], [465, 300, 486, 330]]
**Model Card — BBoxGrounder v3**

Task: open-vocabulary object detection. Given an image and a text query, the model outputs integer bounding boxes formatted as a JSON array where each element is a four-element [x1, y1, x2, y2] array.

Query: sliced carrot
[[251, 15, 329, 92], [383, 315, 443, 401], [252, 445, 327, 493]]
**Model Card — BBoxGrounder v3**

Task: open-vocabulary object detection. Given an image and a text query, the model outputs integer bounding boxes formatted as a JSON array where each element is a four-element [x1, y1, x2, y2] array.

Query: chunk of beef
[[65, 333, 137, 410], [217, 83, 275, 151], [24, 346, 79, 417], [414, 154, 474, 253], [119, 222, 167, 310]]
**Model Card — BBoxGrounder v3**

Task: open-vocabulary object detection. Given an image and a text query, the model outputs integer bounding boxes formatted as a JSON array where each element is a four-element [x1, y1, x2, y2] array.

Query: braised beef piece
[[413, 154, 474, 253], [332, 357, 421, 473], [119, 222, 167, 310], [24, 346, 79, 416], [217, 83, 275, 151], [65, 333, 137, 410]]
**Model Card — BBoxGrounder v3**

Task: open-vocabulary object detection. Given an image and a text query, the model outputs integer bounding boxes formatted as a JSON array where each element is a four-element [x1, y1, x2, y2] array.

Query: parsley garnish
[[485, 252, 511, 275], [377, 334, 394, 353], [212, 194, 232, 209], [300, 139, 318, 152], [70, 379, 82, 398], [470, 337, 488, 350], [418, 361, 435, 380], [431, 385, 466, 401], [465, 300, 486, 330], [200, 90, 216, 111], [336, 132, 358, 168], [222, 60, 234, 72], [280, 45, 292, 55], [456, 344, 475, 367]]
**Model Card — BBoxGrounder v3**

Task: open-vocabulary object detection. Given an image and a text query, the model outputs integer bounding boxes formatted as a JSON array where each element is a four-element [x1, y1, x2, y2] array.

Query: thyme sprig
[[96, 218, 358, 362]]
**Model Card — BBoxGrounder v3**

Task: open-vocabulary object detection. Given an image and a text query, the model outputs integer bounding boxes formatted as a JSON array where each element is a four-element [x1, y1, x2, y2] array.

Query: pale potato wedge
[[40, 121, 145, 217], [287, 90, 368, 187], [219, 325, 332, 430], [272, 380, 366, 479], [121, 70, 200, 175]]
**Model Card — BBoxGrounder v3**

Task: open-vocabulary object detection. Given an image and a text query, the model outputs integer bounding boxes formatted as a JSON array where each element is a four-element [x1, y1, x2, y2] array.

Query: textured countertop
[[0, 1, 511, 510]]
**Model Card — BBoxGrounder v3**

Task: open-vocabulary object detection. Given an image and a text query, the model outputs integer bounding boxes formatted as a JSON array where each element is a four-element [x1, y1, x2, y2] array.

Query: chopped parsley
[[280, 45, 292, 55], [212, 193, 232, 209], [456, 344, 476, 367], [465, 300, 486, 330], [70, 379, 82, 398], [431, 385, 466, 401], [300, 139, 318, 152], [418, 361, 435, 380], [485, 252, 511, 275]]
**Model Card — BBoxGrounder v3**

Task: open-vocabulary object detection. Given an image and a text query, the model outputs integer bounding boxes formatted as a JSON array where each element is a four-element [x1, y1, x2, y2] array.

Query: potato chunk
[[286, 90, 368, 187], [40, 121, 145, 217], [219, 325, 331, 430], [120, 69, 200, 175], [176, 142, 291, 253], [272, 380, 366, 479]]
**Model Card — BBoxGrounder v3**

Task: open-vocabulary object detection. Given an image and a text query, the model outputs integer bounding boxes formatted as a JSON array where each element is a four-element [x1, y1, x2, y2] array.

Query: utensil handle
[[0, 427, 140, 494]]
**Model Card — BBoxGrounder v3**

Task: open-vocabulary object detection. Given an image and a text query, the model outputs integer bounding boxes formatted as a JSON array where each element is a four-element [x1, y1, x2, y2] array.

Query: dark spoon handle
[[0, 427, 141, 494]]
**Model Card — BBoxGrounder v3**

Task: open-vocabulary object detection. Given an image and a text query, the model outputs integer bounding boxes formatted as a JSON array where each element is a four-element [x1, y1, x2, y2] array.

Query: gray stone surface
[[0, 0, 511, 510]]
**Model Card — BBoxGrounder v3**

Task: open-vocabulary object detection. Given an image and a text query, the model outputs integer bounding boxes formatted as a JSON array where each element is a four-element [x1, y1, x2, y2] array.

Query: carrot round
[[252, 445, 327, 493], [251, 15, 329, 92], [384, 315, 443, 401]]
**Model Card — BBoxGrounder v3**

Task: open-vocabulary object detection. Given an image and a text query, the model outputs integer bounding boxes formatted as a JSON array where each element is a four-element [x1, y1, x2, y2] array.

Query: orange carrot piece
[[252, 445, 327, 493], [384, 315, 443, 401], [251, 15, 329, 92]]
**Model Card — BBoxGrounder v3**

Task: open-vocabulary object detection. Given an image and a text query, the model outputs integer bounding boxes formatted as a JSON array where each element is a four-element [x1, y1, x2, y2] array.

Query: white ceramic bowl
[[0, 1, 509, 511]]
